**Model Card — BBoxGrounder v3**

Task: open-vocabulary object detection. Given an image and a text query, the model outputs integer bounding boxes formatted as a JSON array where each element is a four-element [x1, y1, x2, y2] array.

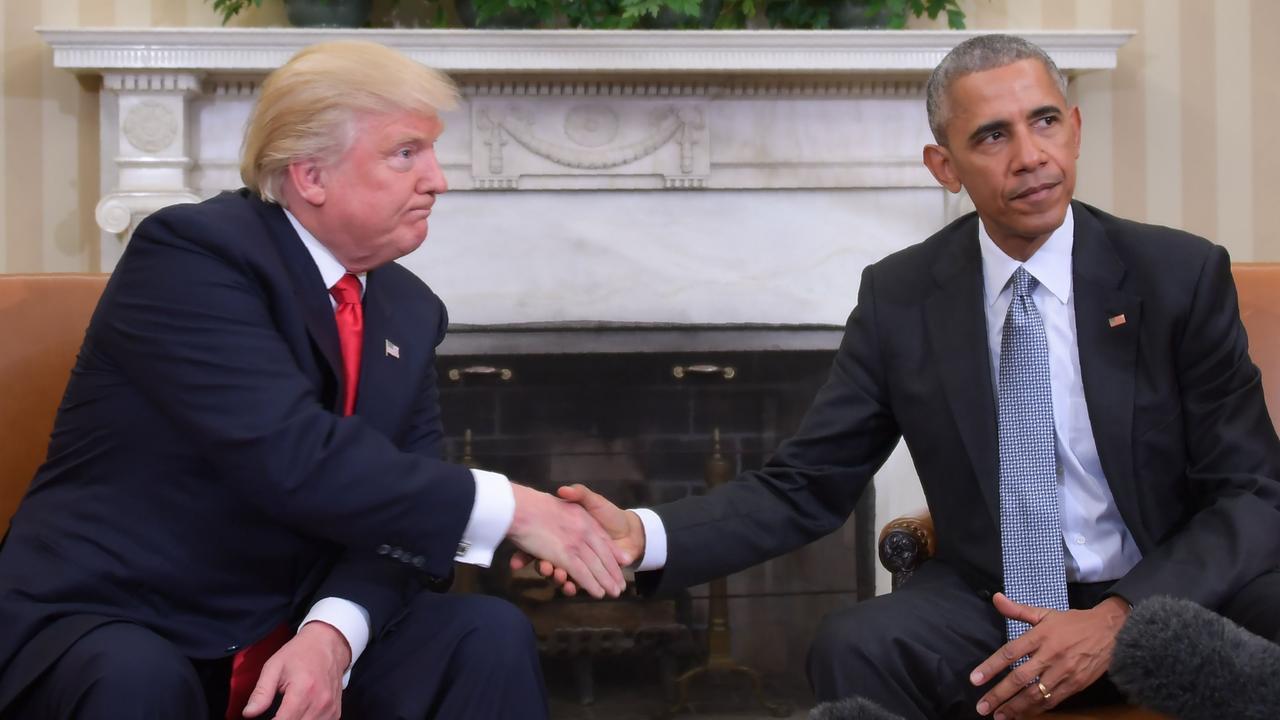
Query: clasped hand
[[510, 484, 646, 597], [506, 484, 638, 599], [971, 593, 1130, 719]]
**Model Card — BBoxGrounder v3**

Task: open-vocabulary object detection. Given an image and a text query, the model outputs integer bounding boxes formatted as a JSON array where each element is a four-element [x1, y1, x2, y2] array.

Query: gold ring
[[1037, 681, 1053, 701]]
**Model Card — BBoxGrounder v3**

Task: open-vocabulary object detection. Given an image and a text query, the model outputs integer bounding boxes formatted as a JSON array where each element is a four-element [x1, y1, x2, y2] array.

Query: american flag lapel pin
[[385, 339, 400, 358], [1108, 314, 1127, 328]]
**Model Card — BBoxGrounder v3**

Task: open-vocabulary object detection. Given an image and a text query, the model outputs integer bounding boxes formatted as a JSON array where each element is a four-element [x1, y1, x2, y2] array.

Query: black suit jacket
[[643, 202, 1280, 609], [0, 190, 475, 711]]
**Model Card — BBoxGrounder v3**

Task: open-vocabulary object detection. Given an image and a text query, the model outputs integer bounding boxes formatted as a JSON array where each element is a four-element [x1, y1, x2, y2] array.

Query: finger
[[575, 533, 622, 597], [553, 566, 568, 584], [559, 484, 609, 514], [993, 593, 1052, 626], [584, 529, 626, 595], [976, 656, 1047, 716], [563, 554, 607, 599], [242, 661, 284, 717], [580, 517, 625, 590], [536, 559, 556, 578], [560, 580, 578, 596], [270, 683, 310, 720], [993, 675, 1059, 720], [971, 632, 1040, 686], [510, 551, 533, 571]]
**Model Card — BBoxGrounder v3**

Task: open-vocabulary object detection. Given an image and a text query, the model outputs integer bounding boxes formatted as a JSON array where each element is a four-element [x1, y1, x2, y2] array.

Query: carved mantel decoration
[[40, 28, 1130, 275]]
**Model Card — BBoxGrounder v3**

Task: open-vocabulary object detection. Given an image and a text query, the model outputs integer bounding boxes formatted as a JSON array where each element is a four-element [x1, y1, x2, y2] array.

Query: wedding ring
[[1037, 681, 1053, 701]]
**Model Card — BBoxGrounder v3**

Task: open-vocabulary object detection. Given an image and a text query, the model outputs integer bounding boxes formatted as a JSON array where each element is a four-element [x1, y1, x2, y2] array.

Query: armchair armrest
[[877, 510, 936, 590]]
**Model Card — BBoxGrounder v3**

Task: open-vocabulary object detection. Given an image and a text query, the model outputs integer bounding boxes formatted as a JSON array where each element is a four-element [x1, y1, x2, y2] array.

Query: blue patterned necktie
[[998, 267, 1069, 645]]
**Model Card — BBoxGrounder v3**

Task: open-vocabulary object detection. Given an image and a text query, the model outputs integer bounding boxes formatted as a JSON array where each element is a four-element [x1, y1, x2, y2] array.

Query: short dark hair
[[926, 34, 1068, 146]]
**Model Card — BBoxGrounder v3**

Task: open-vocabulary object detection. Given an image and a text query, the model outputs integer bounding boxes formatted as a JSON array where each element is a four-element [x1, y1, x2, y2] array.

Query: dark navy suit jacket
[[0, 190, 474, 711], [642, 202, 1280, 608]]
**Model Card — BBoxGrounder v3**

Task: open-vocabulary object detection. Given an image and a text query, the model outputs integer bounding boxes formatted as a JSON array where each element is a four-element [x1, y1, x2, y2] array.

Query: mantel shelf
[[38, 27, 1132, 75]]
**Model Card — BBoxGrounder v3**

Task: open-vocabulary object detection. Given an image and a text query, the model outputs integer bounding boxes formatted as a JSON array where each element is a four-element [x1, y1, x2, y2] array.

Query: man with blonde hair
[[0, 41, 627, 720]]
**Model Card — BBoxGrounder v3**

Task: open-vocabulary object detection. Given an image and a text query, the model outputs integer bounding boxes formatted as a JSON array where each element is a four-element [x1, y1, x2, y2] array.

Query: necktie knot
[[330, 273, 362, 306], [1011, 266, 1039, 301]]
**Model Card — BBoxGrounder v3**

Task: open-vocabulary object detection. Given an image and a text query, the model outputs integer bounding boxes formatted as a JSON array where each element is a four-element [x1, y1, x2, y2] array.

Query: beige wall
[[2, 0, 1277, 272]]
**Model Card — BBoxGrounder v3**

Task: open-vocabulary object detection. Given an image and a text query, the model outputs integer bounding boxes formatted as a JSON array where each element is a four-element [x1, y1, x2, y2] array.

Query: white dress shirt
[[978, 206, 1141, 582], [284, 210, 515, 684], [634, 206, 1143, 584]]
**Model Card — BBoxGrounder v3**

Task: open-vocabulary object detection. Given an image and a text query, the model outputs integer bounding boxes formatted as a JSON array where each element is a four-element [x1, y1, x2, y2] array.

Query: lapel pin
[[385, 339, 400, 358], [1108, 314, 1127, 328]]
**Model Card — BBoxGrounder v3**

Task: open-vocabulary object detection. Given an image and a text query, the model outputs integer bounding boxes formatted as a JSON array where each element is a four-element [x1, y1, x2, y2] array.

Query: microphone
[[1110, 595, 1280, 720], [809, 696, 905, 720]]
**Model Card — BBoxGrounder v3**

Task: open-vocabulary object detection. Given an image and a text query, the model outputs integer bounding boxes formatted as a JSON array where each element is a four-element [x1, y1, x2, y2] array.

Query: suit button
[[376, 544, 391, 556], [225, 644, 240, 653], [412, 555, 426, 568], [391, 548, 404, 560], [977, 589, 993, 600]]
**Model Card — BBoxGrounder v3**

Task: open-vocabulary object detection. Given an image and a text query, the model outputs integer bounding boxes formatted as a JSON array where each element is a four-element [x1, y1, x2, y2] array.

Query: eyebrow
[[966, 104, 1065, 145], [1028, 104, 1064, 120], [968, 119, 1011, 145]]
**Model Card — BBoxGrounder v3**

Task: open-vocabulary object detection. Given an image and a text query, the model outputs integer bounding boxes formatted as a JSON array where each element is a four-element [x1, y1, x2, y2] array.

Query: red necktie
[[223, 275, 364, 719], [225, 624, 291, 719], [330, 273, 364, 417]]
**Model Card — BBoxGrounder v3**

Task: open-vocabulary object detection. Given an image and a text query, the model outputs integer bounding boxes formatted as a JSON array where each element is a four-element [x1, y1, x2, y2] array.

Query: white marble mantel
[[39, 27, 1132, 326], [41, 27, 1131, 73]]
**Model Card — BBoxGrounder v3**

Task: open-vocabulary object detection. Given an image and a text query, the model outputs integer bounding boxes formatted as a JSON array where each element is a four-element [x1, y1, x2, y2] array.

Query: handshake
[[504, 484, 645, 599]]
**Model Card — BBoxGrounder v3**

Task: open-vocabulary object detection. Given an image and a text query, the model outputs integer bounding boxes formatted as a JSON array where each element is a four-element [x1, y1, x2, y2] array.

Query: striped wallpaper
[[2, 0, 1277, 273]]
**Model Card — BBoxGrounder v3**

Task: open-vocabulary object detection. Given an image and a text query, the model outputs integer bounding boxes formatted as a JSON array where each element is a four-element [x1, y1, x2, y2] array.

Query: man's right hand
[[511, 484, 647, 597], [506, 484, 630, 599]]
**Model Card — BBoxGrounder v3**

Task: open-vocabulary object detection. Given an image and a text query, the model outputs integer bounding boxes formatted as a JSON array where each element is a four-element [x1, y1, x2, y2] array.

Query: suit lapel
[[1071, 203, 1145, 533], [253, 197, 344, 408], [354, 272, 410, 434], [925, 216, 1001, 525]]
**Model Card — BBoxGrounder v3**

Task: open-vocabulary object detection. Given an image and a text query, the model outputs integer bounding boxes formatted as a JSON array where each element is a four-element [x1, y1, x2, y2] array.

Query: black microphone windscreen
[[809, 696, 905, 720], [1110, 595, 1280, 720]]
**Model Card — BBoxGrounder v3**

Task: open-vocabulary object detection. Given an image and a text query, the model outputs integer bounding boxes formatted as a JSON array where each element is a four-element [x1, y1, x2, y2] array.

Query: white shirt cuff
[[456, 469, 515, 567], [631, 508, 668, 572], [300, 597, 370, 688]]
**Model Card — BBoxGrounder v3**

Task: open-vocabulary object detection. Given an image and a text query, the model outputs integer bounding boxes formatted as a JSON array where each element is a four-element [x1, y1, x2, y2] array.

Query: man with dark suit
[[521, 34, 1280, 719], [0, 41, 630, 720]]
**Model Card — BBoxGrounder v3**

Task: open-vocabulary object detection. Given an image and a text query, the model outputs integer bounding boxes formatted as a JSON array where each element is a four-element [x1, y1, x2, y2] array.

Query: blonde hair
[[241, 41, 459, 204]]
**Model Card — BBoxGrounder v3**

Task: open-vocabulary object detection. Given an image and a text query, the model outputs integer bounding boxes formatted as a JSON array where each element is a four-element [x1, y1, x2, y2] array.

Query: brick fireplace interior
[[436, 325, 875, 718]]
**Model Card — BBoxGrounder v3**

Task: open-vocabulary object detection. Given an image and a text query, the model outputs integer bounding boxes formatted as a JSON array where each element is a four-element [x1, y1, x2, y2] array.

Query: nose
[[417, 147, 448, 195], [1010, 129, 1046, 174]]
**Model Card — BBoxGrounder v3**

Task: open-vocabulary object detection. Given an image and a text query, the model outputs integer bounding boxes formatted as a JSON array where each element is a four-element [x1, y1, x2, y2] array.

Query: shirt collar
[[282, 208, 366, 295], [978, 204, 1073, 307]]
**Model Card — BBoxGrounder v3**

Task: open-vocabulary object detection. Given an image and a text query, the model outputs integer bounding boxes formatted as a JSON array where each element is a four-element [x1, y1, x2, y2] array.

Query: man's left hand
[[971, 593, 1130, 719], [242, 621, 351, 720]]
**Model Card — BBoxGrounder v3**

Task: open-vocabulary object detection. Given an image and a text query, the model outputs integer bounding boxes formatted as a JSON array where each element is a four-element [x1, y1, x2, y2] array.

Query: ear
[[285, 159, 327, 207], [1069, 104, 1083, 158], [923, 144, 963, 194]]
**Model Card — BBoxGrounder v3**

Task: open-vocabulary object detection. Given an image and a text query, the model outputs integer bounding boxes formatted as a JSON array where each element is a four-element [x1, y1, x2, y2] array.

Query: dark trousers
[[3, 593, 547, 720], [806, 561, 1280, 720]]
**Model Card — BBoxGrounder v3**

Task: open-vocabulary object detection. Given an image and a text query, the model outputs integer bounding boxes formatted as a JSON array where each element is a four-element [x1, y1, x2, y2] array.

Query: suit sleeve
[[1109, 246, 1280, 607], [307, 301, 456, 637], [100, 211, 476, 582], [641, 265, 902, 594]]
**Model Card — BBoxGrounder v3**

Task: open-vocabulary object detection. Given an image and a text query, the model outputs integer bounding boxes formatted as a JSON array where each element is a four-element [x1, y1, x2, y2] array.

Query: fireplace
[[435, 325, 873, 715]]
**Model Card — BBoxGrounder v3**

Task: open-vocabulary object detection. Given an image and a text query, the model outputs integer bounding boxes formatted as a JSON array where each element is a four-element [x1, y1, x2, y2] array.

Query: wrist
[[1096, 595, 1132, 628], [624, 509, 646, 562], [507, 483, 534, 535], [299, 621, 352, 669]]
